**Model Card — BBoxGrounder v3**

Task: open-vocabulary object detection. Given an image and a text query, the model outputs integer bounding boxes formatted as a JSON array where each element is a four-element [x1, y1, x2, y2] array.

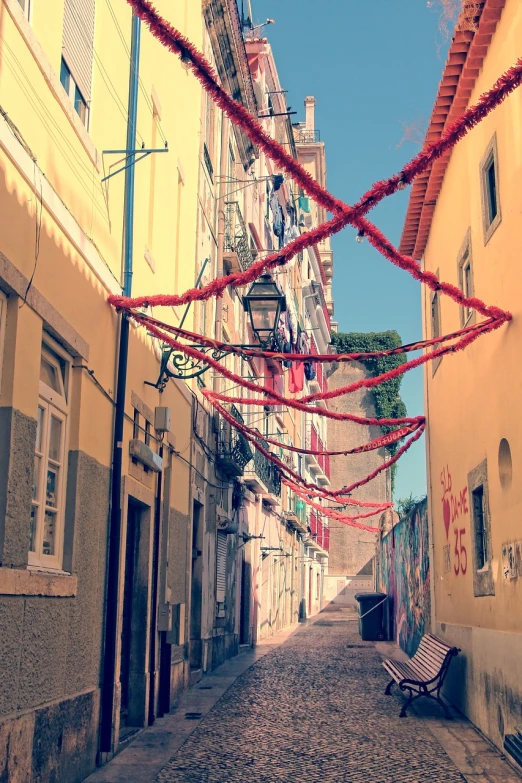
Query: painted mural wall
[[376, 498, 431, 657]]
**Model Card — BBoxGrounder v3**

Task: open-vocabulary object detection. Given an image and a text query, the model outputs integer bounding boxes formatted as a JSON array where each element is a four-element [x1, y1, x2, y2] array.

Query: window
[[61, 0, 94, 125], [227, 144, 235, 199], [133, 408, 140, 439], [431, 291, 440, 339], [485, 157, 498, 225], [204, 92, 215, 174], [216, 531, 227, 604], [468, 459, 494, 597], [131, 407, 153, 473], [430, 273, 442, 375], [480, 135, 501, 242], [457, 231, 475, 326], [30, 341, 69, 569], [472, 486, 488, 570], [17, 0, 31, 18], [60, 57, 89, 126]]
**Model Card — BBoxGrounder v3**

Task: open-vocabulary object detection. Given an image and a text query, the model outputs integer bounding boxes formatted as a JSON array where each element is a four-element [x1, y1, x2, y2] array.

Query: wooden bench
[[383, 633, 460, 718]]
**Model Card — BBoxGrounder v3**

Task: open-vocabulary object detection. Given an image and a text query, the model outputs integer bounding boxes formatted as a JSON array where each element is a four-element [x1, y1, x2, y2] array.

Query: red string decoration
[[128, 312, 424, 427], [110, 0, 520, 527], [111, 0, 519, 327], [132, 311, 501, 406]]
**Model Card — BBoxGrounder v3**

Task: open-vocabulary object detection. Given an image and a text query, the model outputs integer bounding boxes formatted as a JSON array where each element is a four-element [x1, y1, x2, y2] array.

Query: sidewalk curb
[[84, 624, 300, 783]]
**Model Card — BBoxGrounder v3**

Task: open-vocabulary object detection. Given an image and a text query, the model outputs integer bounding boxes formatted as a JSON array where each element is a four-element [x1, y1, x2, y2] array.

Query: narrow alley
[[86, 612, 521, 783]]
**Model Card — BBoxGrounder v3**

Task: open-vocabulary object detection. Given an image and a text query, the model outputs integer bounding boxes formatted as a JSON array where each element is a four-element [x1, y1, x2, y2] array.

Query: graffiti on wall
[[376, 498, 430, 657], [440, 465, 469, 576], [502, 541, 522, 579]]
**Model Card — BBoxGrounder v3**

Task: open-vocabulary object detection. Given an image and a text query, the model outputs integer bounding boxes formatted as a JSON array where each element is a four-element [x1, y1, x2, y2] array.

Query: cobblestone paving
[[156, 616, 467, 783]]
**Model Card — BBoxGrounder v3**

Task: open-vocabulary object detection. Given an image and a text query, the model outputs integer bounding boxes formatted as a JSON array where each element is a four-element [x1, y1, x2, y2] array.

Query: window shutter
[[62, 0, 95, 101], [216, 532, 227, 603]]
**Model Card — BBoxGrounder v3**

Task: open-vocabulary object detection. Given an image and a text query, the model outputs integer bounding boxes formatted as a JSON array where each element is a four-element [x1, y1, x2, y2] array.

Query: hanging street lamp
[[146, 273, 286, 386], [242, 274, 286, 349]]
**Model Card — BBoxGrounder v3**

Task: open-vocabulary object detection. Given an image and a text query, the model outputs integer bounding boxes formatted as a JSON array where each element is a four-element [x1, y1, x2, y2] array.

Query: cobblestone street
[[87, 612, 521, 783], [157, 615, 466, 783]]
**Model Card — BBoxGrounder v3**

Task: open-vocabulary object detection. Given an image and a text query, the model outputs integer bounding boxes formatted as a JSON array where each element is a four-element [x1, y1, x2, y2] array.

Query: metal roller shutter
[[62, 0, 96, 102], [216, 532, 227, 603]]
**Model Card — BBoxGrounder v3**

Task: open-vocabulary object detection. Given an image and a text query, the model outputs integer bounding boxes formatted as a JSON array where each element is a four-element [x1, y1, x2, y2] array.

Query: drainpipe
[[214, 117, 230, 354], [100, 11, 141, 754], [148, 445, 163, 725]]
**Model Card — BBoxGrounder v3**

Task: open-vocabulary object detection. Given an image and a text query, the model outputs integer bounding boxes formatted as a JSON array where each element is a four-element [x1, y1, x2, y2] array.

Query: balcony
[[316, 451, 331, 487], [305, 425, 330, 485], [223, 201, 256, 273], [307, 339, 328, 406], [283, 497, 308, 534], [216, 404, 253, 478], [309, 512, 330, 553], [243, 433, 282, 502], [305, 425, 321, 474], [294, 128, 321, 144]]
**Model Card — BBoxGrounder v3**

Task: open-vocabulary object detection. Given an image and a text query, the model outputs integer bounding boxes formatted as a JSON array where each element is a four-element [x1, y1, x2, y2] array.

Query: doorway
[[239, 553, 251, 645], [120, 500, 139, 739], [119, 498, 150, 740], [308, 566, 313, 617], [190, 501, 203, 669]]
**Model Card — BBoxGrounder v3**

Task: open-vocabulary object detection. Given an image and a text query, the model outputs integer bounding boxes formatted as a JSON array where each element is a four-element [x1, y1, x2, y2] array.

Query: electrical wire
[[105, 0, 168, 145], [170, 446, 232, 491], [20, 161, 43, 308], [73, 363, 231, 495], [1, 42, 108, 222], [0, 104, 36, 160]]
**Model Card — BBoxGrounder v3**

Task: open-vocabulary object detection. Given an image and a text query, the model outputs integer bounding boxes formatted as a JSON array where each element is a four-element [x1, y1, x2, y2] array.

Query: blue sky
[[251, 0, 452, 501]]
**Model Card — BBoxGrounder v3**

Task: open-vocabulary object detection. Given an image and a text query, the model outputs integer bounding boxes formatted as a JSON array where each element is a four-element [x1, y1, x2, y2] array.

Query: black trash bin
[[354, 592, 387, 641]]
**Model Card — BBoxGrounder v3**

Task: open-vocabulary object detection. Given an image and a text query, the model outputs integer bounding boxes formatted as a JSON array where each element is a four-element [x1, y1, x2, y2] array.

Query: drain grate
[[198, 685, 213, 690], [184, 712, 203, 720]]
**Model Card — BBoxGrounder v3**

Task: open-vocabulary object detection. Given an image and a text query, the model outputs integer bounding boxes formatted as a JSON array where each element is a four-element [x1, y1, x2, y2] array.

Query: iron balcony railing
[[216, 404, 253, 478], [294, 128, 321, 143], [246, 431, 282, 498], [224, 201, 256, 272]]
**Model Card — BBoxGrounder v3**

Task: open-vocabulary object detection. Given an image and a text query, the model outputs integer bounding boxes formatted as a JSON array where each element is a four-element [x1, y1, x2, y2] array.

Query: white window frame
[[60, 56, 90, 129], [457, 230, 475, 327], [29, 339, 70, 570], [480, 134, 501, 244]]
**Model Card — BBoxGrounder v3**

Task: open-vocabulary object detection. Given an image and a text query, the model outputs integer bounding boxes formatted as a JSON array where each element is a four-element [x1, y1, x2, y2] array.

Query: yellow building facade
[[0, 0, 202, 777], [400, 0, 522, 756], [0, 0, 337, 778]]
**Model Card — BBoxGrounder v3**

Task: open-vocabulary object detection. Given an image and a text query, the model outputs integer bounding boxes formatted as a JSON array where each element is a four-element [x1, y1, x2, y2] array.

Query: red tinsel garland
[[131, 311, 501, 406], [111, 0, 519, 521], [129, 311, 424, 427], [131, 312, 493, 362], [283, 482, 382, 532], [204, 388, 424, 502], [206, 392, 390, 530], [112, 0, 518, 327]]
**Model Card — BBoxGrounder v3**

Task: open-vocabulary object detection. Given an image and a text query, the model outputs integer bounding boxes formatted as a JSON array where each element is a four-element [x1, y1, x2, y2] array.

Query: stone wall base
[[0, 689, 100, 783], [437, 622, 522, 754], [200, 633, 239, 673]]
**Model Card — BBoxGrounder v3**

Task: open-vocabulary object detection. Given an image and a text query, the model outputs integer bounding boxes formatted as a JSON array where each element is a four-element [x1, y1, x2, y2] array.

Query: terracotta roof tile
[[399, 0, 506, 259]]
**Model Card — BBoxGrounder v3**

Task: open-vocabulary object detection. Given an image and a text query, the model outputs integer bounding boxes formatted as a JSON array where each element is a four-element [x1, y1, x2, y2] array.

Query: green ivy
[[330, 330, 407, 458]]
